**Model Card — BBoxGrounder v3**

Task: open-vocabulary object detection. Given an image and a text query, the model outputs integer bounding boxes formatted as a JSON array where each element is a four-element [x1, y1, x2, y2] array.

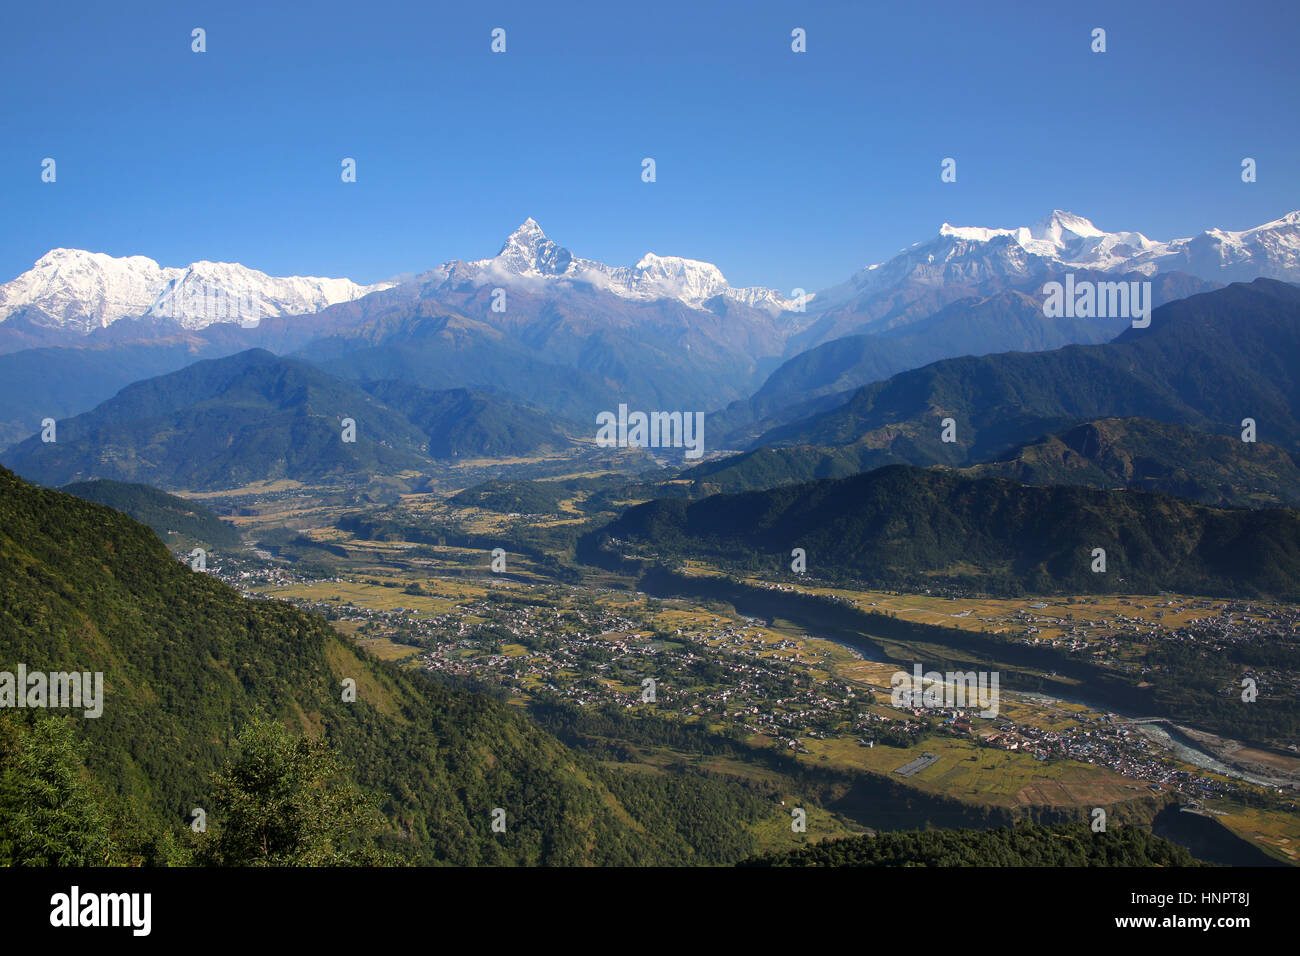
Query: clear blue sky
[[2, 0, 1297, 293]]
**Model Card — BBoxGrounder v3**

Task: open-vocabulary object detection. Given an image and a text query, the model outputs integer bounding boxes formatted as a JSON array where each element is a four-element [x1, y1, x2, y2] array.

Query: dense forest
[[598, 464, 1300, 599], [0, 465, 788, 865], [686, 417, 1300, 508], [740, 822, 1200, 867], [758, 279, 1300, 465], [60, 478, 245, 550]]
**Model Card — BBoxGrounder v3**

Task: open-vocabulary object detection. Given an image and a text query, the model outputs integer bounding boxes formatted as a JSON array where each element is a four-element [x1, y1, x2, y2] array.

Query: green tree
[[0, 714, 118, 866], [196, 719, 390, 866]]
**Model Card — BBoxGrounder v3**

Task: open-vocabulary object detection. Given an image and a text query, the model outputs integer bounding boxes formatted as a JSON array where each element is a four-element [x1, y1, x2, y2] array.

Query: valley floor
[[180, 476, 1300, 866]]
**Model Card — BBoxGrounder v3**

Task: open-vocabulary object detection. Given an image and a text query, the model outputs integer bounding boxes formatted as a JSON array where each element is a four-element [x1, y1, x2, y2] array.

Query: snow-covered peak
[[0, 249, 393, 333], [938, 211, 1156, 264], [36, 247, 160, 271], [1153, 209, 1300, 280], [507, 216, 544, 240], [938, 222, 1017, 243], [435, 219, 799, 313], [632, 252, 729, 299], [1028, 209, 1106, 243], [1198, 209, 1300, 243], [821, 209, 1300, 309], [493, 218, 575, 276]]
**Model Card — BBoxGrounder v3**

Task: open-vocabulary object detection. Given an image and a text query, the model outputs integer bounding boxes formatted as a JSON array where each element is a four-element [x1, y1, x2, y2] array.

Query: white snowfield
[[426, 218, 802, 314], [4, 210, 1298, 333], [0, 248, 395, 332], [816, 209, 1300, 308]]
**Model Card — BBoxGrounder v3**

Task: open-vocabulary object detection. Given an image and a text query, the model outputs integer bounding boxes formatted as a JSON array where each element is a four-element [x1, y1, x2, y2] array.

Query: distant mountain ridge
[[4, 213, 1298, 449], [792, 210, 1299, 351], [59, 478, 245, 550], [599, 464, 1300, 599], [756, 279, 1300, 470], [0, 248, 393, 333], [1, 349, 575, 490], [682, 417, 1300, 509], [423, 218, 800, 313], [815, 209, 1300, 314]]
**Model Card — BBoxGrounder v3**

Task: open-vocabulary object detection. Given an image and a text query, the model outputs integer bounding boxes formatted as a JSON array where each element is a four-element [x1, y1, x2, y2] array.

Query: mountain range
[[423, 217, 799, 313], [751, 279, 1300, 469], [1, 350, 575, 490], [0, 248, 393, 333], [12, 210, 1298, 340], [4, 213, 1300, 472], [804, 209, 1300, 343], [7, 219, 1300, 486], [8, 276, 1300, 499]]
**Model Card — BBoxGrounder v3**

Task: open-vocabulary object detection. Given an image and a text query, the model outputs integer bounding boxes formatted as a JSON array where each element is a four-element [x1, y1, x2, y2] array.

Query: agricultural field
[[195, 483, 1300, 864]]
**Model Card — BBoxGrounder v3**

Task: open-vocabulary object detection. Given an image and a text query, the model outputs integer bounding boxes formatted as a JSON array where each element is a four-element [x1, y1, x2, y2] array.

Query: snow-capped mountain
[[817, 209, 1300, 310], [0, 248, 393, 333], [1135, 210, 1300, 281], [427, 218, 799, 313], [7, 210, 1297, 342], [937, 210, 1165, 273]]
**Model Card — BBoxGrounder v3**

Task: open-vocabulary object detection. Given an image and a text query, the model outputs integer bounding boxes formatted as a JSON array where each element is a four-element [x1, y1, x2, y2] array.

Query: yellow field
[[1212, 805, 1300, 864], [795, 734, 1141, 809], [251, 553, 1300, 860], [728, 573, 1290, 646]]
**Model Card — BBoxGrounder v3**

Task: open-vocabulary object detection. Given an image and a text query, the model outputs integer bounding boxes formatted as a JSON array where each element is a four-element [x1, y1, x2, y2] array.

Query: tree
[[196, 719, 391, 866], [0, 714, 118, 866]]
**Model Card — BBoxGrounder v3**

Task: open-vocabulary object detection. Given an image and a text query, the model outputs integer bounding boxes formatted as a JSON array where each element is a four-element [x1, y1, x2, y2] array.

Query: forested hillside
[[740, 822, 1199, 867], [600, 464, 1300, 598], [0, 465, 766, 865]]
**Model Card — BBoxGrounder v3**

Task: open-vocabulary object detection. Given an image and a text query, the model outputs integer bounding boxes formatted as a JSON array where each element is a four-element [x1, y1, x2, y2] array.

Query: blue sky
[[2, 0, 1298, 292]]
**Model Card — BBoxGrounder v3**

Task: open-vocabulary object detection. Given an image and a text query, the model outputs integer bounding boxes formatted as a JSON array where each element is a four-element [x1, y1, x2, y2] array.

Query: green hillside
[[739, 822, 1198, 867], [599, 464, 1300, 598], [966, 418, 1300, 507], [758, 279, 1300, 470], [685, 417, 1300, 507], [60, 478, 245, 550], [1, 349, 431, 490], [0, 465, 758, 865]]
